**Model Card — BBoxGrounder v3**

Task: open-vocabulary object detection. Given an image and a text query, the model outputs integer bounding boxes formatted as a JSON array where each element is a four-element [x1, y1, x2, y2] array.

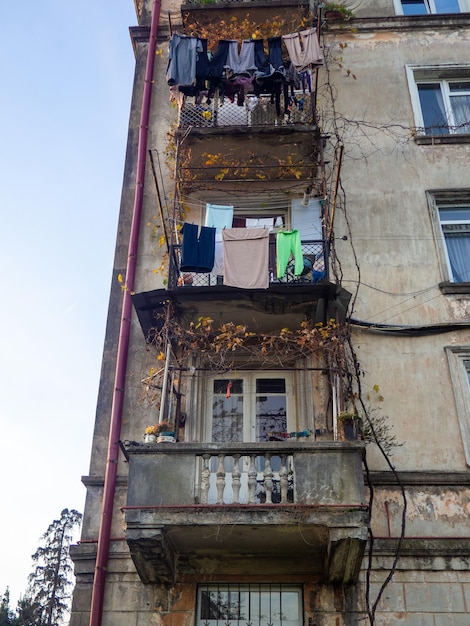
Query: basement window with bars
[[197, 584, 303, 626]]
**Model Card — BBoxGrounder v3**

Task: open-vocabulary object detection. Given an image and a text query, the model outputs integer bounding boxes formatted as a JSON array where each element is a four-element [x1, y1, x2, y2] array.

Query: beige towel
[[222, 227, 269, 289]]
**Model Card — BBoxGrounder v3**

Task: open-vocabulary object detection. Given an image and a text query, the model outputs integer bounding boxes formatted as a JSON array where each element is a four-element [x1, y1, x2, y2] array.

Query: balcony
[[168, 239, 327, 289], [178, 92, 314, 130], [181, 0, 310, 31], [123, 441, 368, 585], [132, 238, 351, 338]]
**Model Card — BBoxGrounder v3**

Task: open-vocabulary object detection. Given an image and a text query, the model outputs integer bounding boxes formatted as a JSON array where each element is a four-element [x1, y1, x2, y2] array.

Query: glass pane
[[439, 207, 470, 221], [256, 378, 287, 442], [435, 0, 460, 11], [212, 379, 243, 442], [256, 397, 287, 439], [449, 88, 470, 133], [418, 84, 449, 134], [256, 379, 286, 394], [214, 379, 243, 394], [281, 592, 300, 622], [442, 231, 470, 282], [401, 0, 428, 14], [465, 361, 470, 390]]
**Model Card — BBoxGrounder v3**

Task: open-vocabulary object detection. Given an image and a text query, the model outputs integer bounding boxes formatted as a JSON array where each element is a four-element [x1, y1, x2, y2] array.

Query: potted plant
[[336, 411, 362, 441], [144, 420, 176, 443], [322, 2, 354, 20]]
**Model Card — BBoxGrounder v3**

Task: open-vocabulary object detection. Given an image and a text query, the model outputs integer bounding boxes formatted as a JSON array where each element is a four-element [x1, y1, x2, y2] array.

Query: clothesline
[[180, 220, 308, 287], [166, 28, 323, 110]]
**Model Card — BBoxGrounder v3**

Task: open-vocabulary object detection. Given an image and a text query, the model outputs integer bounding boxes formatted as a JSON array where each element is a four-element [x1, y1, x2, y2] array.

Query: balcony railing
[[178, 92, 313, 129], [125, 441, 366, 508], [197, 450, 294, 504], [169, 238, 328, 289]]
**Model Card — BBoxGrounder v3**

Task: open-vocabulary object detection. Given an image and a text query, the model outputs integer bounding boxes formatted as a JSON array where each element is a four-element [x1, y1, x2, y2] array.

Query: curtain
[[451, 92, 470, 133], [445, 231, 470, 282]]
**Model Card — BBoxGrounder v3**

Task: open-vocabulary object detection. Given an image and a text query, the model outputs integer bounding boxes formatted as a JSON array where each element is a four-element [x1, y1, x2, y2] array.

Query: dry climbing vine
[[148, 306, 348, 371]]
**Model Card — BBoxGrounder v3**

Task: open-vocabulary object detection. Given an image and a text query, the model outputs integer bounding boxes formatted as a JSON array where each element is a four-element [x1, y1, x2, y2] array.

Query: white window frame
[[204, 371, 296, 443], [406, 64, 470, 136], [427, 191, 470, 283], [446, 346, 470, 466], [394, 0, 470, 14]]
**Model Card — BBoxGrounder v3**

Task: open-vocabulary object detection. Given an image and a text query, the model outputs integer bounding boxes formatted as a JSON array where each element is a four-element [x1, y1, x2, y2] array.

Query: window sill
[[439, 281, 470, 294], [415, 134, 470, 145]]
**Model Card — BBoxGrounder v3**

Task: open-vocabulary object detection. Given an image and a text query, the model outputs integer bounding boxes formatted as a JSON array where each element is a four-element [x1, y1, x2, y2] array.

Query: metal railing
[[169, 238, 328, 289], [178, 92, 313, 129]]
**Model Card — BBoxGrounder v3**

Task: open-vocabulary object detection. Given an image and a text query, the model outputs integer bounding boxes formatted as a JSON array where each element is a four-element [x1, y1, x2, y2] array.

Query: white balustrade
[[197, 451, 294, 505]]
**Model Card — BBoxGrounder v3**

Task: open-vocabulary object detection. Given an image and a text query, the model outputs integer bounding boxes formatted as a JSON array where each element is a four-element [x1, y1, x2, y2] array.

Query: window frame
[[196, 583, 304, 626], [446, 346, 470, 466], [427, 190, 470, 286], [394, 0, 470, 14], [204, 371, 295, 443], [406, 65, 470, 137]]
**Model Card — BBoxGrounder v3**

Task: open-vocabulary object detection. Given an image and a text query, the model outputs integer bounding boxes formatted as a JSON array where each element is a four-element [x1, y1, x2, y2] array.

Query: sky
[[0, 1, 137, 608]]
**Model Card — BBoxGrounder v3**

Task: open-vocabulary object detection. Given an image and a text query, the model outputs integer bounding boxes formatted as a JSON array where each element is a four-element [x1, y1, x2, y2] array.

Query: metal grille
[[179, 93, 313, 129], [169, 239, 327, 289], [197, 584, 303, 626]]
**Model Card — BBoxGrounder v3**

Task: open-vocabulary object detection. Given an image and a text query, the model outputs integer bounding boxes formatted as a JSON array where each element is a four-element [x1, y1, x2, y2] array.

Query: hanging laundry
[[196, 38, 211, 80], [208, 40, 231, 79], [226, 40, 257, 74], [213, 233, 224, 276], [205, 204, 234, 276], [166, 34, 203, 87], [180, 223, 216, 273], [253, 39, 272, 77], [267, 37, 284, 73], [205, 203, 234, 231], [282, 28, 323, 72], [222, 227, 270, 289], [276, 229, 303, 279]]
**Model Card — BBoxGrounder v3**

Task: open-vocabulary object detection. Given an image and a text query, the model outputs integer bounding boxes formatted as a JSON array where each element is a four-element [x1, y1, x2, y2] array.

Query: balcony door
[[207, 373, 294, 443]]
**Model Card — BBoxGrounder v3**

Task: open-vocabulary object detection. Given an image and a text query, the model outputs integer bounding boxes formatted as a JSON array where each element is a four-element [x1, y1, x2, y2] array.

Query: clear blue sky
[[0, 1, 137, 607]]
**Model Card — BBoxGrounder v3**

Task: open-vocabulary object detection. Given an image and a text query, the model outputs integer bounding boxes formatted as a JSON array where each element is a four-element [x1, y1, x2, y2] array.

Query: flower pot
[[325, 10, 343, 19], [338, 418, 361, 441], [143, 433, 158, 443], [157, 431, 176, 443]]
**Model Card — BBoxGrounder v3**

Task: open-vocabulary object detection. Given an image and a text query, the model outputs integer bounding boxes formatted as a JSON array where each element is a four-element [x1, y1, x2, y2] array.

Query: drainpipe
[[89, 2, 161, 625]]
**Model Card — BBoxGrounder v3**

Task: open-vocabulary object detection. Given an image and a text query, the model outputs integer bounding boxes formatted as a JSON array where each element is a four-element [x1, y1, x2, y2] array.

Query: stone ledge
[[439, 281, 470, 295], [367, 471, 470, 486]]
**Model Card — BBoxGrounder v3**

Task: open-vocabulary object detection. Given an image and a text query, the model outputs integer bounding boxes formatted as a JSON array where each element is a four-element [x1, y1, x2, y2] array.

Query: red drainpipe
[[89, 2, 161, 624]]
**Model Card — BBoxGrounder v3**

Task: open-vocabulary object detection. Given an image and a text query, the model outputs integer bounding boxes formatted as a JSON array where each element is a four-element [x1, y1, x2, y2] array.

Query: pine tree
[[13, 595, 43, 626], [0, 588, 13, 626], [26, 509, 82, 626]]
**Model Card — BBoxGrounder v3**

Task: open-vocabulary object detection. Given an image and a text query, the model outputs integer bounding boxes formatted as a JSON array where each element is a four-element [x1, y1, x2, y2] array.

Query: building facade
[[70, 1, 470, 624]]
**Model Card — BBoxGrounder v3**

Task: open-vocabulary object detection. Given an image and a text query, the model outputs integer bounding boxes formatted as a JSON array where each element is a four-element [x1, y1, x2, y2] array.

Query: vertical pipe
[[88, 2, 161, 625], [158, 342, 172, 424]]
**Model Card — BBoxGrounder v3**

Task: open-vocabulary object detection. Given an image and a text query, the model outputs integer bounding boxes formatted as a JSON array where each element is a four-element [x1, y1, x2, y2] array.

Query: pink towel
[[222, 227, 269, 289]]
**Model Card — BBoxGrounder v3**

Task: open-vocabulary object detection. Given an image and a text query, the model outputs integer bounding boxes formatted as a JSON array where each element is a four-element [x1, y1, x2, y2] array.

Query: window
[[446, 347, 470, 466], [396, 0, 470, 14], [208, 373, 293, 443], [407, 66, 470, 136], [197, 584, 303, 626], [438, 205, 470, 282]]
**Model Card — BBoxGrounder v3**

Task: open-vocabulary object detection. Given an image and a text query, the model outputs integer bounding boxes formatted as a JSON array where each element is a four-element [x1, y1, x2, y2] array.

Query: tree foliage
[[0, 589, 44, 626], [0, 589, 13, 626], [22, 509, 82, 626]]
